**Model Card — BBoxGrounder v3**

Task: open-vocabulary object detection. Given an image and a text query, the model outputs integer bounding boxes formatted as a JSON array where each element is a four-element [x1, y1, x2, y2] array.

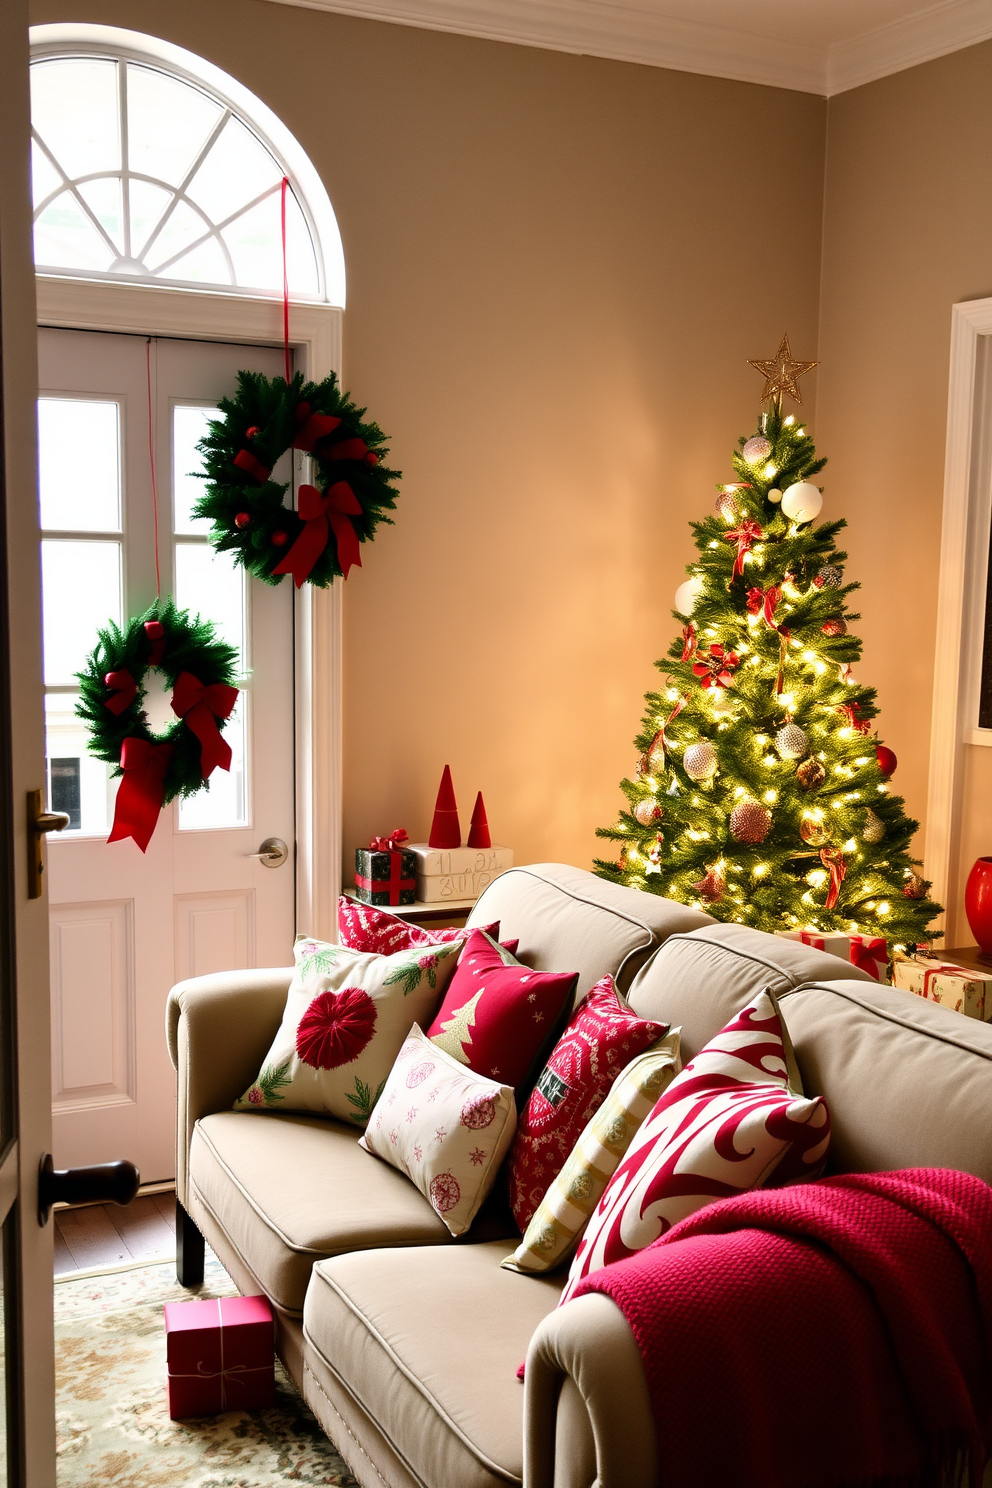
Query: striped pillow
[[500, 1033, 681, 1275]]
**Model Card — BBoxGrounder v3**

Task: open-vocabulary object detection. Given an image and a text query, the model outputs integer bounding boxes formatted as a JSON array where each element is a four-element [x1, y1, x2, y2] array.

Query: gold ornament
[[775, 722, 809, 761], [634, 797, 662, 827], [797, 757, 826, 790], [799, 817, 827, 846], [903, 871, 928, 900], [748, 334, 819, 410], [730, 798, 772, 843], [863, 809, 885, 844]]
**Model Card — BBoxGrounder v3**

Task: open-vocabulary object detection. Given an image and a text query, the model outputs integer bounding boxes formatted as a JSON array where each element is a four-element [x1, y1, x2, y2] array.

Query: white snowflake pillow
[[235, 936, 462, 1126], [359, 1024, 517, 1236]]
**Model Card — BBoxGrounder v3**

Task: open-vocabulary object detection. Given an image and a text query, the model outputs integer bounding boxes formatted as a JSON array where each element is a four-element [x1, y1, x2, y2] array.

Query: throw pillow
[[424, 929, 577, 1093], [558, 988, 830, 1305], [359, 1024, 517, 1236], [337, 897, 513, 957], [235, 935, 462, 1125], [506, 976, 669, 1232], [501, 1035, 682, 1276]]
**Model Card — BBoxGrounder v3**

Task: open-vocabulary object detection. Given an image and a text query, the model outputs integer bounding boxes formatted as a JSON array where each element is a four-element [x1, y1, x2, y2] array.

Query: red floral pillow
[[506, 977, 668, 1232], [424, 930, 577, 1094], [337, 898, 518, 960]]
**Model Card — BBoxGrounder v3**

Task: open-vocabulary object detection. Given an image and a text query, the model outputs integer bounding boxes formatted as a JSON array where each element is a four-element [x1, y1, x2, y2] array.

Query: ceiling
[[272, 0, 992, 93]]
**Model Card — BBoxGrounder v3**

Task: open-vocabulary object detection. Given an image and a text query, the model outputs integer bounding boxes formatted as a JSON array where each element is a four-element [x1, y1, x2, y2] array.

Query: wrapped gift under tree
[[775, 929, 889, 982], [892, 951, 992, 1022], [354, 828, 416, 907], [164, 1294, 275, 1419]]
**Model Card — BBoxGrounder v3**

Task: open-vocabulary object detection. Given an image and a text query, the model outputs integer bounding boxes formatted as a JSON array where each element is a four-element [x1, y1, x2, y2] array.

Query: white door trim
[[35, 274, 343, 940], [925, 295, 992, 930]]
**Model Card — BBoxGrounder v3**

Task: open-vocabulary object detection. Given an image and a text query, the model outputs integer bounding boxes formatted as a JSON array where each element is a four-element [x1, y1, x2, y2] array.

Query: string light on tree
[[595, 338, 941, 950]]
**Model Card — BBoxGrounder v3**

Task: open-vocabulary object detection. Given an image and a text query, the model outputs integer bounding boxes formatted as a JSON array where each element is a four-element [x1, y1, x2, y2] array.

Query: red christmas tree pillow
[[506, 977, 668, 1232], [424, 930, 577, 1094]]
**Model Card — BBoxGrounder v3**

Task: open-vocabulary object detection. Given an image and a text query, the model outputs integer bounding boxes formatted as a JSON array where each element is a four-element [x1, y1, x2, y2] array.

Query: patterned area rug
[[55, 1252, 359, 1487]]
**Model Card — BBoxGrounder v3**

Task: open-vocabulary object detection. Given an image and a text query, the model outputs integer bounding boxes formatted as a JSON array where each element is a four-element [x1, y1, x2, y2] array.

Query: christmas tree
[[595, 337, 941, 952], [432, 991, 482, 1063]]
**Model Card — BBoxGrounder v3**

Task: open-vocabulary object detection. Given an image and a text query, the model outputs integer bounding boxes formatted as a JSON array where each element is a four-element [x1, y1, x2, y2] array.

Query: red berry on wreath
[[234, 512, 250, 529], [245, 425, 261, 439], [876, 744, 897, 778], [271, 530, 288, 546]]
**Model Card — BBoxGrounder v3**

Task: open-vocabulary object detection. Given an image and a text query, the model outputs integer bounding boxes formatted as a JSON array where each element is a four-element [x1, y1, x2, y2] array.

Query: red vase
[[965, 857, 992, 955]]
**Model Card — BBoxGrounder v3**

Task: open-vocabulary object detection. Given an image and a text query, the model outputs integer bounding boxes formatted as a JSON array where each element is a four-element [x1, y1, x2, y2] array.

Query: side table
[[938, 946, 992, 973]]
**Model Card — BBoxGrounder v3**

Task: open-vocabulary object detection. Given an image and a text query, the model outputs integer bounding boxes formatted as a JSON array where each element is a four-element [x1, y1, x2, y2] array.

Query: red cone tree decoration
[[428, 765, 461, 848], [467, 792, 491, 849]]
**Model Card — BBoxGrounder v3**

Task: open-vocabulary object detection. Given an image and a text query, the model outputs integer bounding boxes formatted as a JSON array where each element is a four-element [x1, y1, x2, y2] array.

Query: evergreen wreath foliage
[[192, 370, 400, 586], [76, 599, 240, 804], [594, 405, 942, 952]]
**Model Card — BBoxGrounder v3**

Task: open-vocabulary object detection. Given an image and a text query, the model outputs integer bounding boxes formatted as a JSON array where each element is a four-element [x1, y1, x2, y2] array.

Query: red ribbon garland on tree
[[273, 482, 363, 587], [724, 518, 762, 581], [640, 696, 686, 772], [820, 846, 847, 910], [170, 673, 239, 778], [680, 624, 697, 662], [837, 702, 872, 734], [107, 738, 174, 853]]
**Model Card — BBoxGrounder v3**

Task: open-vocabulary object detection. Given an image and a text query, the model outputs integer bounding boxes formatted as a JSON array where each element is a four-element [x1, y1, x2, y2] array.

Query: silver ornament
[[715, 490, 740, 524], [775, 723, 809, 761], [634, 798, 662, 827], [863, 809, 885, 844], [683, 741, 718, 781], [741, 436, 772, 465], [730, 799, 772, 843]]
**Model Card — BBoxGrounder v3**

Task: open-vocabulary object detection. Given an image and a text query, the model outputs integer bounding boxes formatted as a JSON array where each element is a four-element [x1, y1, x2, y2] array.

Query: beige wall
[[816, 43, 992, 943], [32, 0, 827, 880]]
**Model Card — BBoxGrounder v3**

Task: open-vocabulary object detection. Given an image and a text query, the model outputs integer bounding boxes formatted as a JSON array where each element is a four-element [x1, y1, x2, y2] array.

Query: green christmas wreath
[[76, 600, 240, 850], [193, 370, 400, 588]]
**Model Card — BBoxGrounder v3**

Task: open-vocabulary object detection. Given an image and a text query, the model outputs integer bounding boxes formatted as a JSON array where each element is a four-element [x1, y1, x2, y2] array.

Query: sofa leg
[[176, 1199, 205, 1287]]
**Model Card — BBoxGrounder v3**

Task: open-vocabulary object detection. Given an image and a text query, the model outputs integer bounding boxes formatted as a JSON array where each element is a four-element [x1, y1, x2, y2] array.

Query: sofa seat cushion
[[188, 1110, 453, 1315], [304, 1240, 563, 1488]]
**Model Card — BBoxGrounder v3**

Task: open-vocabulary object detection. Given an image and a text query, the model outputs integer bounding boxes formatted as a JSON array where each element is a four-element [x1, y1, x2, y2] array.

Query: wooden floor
[[54, 1191, 176, 1276]]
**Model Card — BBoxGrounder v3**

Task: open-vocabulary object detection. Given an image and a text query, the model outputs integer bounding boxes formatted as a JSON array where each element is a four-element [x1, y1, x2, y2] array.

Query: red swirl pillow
[[337, 898, 517, 959], [507, 977, 667, 1231]]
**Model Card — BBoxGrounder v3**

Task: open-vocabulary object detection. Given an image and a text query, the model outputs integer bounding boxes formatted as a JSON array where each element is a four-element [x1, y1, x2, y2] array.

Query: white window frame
[[31, 22, 347, 940], [925, 295, 992, 928]]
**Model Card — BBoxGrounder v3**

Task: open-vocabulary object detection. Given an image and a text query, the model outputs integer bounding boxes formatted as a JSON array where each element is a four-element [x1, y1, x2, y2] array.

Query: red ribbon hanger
[[108, 737, 174, 852], [104, 668, 137, 716], [272, 482, 362, 587], [680, 624, 697, 662], [171, 672, 239, 779], [724, 518, 762, 581], [820, 847, 847, 911]]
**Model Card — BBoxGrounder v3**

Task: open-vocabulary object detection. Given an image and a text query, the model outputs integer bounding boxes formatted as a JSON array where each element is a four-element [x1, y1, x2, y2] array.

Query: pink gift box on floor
[[164, 1294, 274, 1419], [775, 929, 889, 982]]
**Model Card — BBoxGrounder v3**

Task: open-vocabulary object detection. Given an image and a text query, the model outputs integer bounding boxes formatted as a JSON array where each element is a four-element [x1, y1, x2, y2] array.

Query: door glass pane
[[41, 540, 122, 686], [45, 694, 113, 837], [173, 542, 246, 671], [173, 405, 215, 535], [38, 398, 121, 532], [178, 693, 247, 830]]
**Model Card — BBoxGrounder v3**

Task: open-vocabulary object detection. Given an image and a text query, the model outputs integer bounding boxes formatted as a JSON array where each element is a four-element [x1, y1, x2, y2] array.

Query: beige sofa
[[166, 863, 992, 1488]]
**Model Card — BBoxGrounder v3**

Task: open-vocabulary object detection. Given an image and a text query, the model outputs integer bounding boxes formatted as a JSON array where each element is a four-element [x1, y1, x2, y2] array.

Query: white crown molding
[[828, 0, 992, 94], [268, 0, 992, 96]]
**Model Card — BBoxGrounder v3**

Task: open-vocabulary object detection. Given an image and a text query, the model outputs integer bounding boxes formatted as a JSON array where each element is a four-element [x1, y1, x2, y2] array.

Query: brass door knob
[[27, 788, 70, 899]]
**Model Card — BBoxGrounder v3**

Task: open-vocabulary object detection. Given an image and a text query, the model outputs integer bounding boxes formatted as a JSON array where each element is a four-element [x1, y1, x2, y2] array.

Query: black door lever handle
[[38, 1153, 140, 1225]]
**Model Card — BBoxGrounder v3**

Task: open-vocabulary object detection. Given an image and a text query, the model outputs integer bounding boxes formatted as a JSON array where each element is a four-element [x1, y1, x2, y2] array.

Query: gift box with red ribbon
[[892, 952, 992, 1021], [354, 828, 416, 906], [164, 1294, 274, 1419], [775, 929, 889, 982]]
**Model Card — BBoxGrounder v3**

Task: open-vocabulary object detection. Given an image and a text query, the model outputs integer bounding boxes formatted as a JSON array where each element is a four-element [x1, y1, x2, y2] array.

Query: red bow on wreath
[[293, 401, 341, 453], [233, 446, 272, 485], [724, 518, 762, 581], [144, 619, 166, 665], [692, 643, 739, 690], [104, 669, 137, 716], [820, 846, 847, 911], [370, 828, 409, 852], [171, 672, 239, 778], [273, 482, 362, 587], [837, 702, 871, 734], [107, 737, 174, 853]]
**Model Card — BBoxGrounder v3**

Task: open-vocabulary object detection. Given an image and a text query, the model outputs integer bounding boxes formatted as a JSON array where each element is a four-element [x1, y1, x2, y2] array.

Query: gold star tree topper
[[748, 334, 818, 409]]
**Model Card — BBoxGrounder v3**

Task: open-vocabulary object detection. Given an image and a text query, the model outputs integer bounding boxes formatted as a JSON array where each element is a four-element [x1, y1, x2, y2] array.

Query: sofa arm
[[524, 1293, 655, 1488], [166, 968, 292, 1208]]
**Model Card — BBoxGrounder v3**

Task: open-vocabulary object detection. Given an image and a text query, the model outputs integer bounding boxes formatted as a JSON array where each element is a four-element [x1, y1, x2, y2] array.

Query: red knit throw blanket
[[573, 1169, 992, 1488]]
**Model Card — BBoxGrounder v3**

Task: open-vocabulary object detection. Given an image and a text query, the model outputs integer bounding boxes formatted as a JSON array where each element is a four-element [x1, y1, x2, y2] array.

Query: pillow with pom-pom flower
[[235, 935, 462, 1125]]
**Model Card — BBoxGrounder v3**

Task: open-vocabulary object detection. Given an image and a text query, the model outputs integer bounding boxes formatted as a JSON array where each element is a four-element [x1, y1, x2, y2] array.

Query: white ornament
[[767, 488, 783, 504], [741, 436, 772, 465], [674, 575, 705, 616], [780, 482, 823, 524], [683, 742, 717, 781]]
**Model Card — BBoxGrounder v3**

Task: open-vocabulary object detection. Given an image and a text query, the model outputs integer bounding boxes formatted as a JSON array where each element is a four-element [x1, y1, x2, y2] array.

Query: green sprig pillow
[[235, 935, 462, 1125]]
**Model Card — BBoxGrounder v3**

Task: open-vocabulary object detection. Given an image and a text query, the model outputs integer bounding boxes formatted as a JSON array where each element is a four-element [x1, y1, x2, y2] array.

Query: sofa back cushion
[[781, 980, 992, 1182], [467, 865, 713, 1000], [626, 923, 875, 1063]]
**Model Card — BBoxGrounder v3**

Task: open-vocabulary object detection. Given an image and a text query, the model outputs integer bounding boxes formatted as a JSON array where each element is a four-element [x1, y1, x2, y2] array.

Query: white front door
[[38, 327, 295, 1182]]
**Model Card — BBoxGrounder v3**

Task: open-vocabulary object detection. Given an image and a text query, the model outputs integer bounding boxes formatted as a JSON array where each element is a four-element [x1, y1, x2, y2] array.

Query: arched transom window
[[30, 50, 323, 298]]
